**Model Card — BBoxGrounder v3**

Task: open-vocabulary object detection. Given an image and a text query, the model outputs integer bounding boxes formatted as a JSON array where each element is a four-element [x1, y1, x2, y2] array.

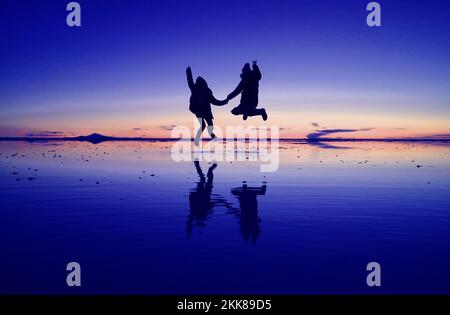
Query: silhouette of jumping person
[[187, 161, 232, 237], [228, 183, 267, 243], [227, 60, 268, 121], [186, 66, 228, 146]]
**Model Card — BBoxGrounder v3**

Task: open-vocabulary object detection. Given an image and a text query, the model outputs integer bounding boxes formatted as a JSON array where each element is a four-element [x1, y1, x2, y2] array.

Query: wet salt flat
[[1, 140, 450, 294]]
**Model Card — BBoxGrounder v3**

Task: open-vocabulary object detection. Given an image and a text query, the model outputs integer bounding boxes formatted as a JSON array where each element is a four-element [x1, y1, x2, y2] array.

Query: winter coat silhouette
[[186, 66, 227, 145], [227, 61, 268, 121], [186, 67, 227, 120]]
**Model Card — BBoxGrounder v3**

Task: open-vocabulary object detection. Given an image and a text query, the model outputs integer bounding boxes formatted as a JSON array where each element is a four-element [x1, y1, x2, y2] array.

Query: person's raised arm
[[252, 60, 261, 81], [186, 66, 195, 91], [226, 80, 244, 101]]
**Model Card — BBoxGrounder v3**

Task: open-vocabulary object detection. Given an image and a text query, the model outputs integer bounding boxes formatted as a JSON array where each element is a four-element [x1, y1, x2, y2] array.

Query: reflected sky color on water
[[1, 140, 449, 294]]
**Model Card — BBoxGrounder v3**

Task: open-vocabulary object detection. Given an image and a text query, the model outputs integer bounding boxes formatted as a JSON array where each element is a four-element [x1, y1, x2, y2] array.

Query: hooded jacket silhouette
[[227, 62, 267, 120], [186, 67, 227, 120], [227, 63, 261, 111]]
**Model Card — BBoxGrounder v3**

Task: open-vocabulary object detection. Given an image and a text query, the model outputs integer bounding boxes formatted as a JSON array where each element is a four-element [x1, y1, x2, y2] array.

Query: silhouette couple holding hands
[[186, 61, 268, 146]]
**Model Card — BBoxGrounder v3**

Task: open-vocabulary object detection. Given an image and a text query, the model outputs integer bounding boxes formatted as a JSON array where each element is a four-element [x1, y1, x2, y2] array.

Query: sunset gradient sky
[[1, 0, 449, 139]]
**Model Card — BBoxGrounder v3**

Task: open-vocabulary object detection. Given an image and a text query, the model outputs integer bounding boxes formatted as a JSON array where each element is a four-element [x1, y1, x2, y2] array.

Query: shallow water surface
[[1, 140, 449, 294]]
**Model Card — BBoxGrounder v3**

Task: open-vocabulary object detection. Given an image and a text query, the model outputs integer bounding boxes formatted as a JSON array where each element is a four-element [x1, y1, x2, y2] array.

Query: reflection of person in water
[[187, 161, 231, 237], [228, 183, 267, 243]]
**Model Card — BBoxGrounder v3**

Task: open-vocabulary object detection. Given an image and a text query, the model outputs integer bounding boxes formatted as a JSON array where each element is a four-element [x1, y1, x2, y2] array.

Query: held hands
[[218, 98, 229, 106]]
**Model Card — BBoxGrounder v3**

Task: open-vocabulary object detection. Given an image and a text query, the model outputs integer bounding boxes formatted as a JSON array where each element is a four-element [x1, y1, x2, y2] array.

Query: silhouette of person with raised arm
[[187, 161, 232, 237], [226, 60, 268, 121], [228, 183, 267, 243], [186, 66, 228, 146]]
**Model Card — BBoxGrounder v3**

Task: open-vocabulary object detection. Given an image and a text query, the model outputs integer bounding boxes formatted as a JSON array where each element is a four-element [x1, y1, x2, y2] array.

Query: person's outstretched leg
[[205, 118, 216, 139], [247, 108, 268, 121], [194, 118, 206, 146]]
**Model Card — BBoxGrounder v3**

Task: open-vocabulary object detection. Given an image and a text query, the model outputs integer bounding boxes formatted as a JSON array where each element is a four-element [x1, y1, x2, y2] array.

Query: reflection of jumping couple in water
[[187, 162, 266, 242]]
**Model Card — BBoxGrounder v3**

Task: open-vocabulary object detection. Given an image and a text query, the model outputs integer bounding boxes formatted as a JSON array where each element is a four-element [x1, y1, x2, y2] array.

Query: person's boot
[[243, 113, 248, 120], [261, 109, 268, 121], [207, 126, 216, 140]]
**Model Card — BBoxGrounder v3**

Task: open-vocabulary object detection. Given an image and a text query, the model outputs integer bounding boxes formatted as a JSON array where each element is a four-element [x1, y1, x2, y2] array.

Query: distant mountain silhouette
[[72, 133, 115, 144], [0, 133, 176, 144]]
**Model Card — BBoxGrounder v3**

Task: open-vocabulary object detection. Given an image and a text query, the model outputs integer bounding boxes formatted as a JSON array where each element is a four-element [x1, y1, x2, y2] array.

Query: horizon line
[[0, 133, 449, 143]]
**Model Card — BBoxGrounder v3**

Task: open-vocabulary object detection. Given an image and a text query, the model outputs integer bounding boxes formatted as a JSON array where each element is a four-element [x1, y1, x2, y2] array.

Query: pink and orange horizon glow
[[1, 2, 449, 140], [1, 108, 449, 140]]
